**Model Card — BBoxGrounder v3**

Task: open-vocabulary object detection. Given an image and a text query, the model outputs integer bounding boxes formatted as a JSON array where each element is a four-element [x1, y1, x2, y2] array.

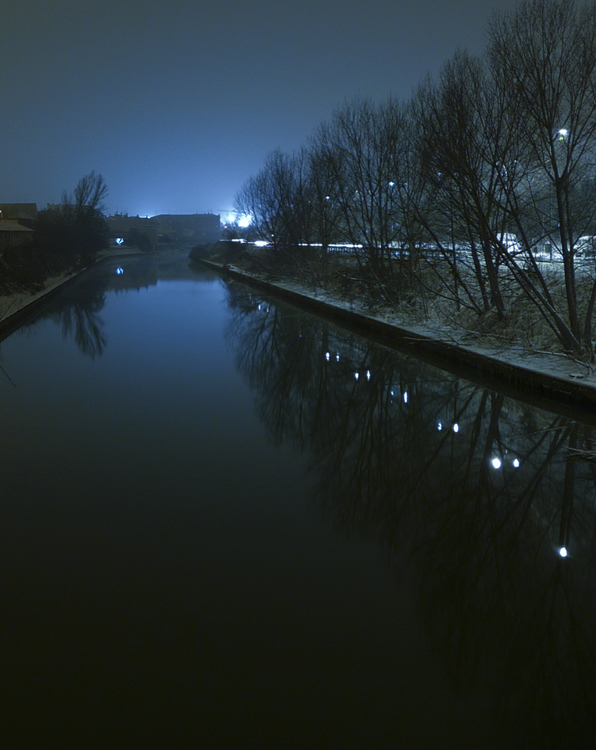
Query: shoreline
[[0, 248, 144, 340], [201, 258, 596, 421], [3, 249, 596, 420]]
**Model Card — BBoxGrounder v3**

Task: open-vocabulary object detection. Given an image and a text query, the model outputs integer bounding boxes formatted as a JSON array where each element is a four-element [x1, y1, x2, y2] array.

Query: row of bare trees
[[234, 0, 596, 357]]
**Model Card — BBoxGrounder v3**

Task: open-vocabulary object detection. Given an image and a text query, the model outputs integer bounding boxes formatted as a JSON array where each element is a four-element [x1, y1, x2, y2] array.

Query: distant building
[[0, 220, 34, 253], [152, 213, 221, 246], [0, 203, 38, 229], [106, 214, 159, 251]]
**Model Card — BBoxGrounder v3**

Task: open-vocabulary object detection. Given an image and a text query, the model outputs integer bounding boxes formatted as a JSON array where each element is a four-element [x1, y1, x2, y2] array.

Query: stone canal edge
[[201, 258, 596, 422]]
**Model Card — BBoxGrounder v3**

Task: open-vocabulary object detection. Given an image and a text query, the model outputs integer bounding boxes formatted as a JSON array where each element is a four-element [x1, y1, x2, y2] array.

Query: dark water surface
[[1, 252, 595, 748]]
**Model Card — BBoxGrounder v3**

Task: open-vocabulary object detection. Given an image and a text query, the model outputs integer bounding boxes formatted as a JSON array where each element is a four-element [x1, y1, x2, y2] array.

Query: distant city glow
[[491, 457, 502, 469], [559, 547, 568, 558], [238, 214, 252, 228], [254, 240, 268, 247]]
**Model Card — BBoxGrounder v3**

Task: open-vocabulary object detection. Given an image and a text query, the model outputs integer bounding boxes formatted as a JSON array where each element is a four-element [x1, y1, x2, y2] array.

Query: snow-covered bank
[[0, 247, 143, 336], [201, 258, 596, 418]]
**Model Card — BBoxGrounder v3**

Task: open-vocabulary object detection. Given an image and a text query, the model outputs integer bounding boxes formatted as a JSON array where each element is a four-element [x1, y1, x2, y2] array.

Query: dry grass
[[217, 243, 596, 362]]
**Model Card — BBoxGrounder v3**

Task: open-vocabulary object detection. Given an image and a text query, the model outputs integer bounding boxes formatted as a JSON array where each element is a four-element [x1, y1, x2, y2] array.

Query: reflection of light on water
[[491, 457, 502, 469], [559, 547, 568, 558]]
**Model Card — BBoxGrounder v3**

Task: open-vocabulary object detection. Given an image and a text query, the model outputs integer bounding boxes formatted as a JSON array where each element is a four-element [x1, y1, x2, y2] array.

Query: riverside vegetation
[[229, 0, 596, 363], [0, 172, 109, 299]]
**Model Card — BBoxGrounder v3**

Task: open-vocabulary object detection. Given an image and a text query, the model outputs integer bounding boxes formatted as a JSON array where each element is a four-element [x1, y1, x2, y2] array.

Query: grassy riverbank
[[0, 246, 143, 328], [196, 242, 596, 415]]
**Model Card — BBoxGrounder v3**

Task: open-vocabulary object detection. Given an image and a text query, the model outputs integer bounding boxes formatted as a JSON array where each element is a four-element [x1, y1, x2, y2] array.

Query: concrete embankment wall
[[202, 259, 596, 422], [0, 252, 144, 342]]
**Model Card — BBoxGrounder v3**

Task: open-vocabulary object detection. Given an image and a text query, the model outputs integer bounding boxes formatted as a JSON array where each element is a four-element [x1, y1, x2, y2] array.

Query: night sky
[[3, 0, 517, 218]]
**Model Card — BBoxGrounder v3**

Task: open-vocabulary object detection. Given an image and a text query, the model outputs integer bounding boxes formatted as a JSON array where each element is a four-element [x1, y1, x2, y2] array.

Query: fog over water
[[0, 251, 595, 748]]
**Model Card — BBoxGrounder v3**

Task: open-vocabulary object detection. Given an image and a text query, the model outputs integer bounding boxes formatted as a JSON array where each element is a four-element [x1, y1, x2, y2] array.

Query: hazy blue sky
[[2, 0, 517, 217]]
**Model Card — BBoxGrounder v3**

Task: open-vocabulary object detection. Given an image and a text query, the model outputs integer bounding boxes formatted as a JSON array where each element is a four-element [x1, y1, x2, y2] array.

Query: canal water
[[0, 251, 595, 748]]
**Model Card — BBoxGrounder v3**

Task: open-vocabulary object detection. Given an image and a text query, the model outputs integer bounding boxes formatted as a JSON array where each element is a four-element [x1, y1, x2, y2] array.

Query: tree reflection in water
[[14, 273, 111, 360], [18, 252, 205, 360], [52, 295, 108, 360], [225, 283, 596, 746]]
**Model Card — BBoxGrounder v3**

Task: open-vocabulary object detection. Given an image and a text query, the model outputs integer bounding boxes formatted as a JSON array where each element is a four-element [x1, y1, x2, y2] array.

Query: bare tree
[[488, 0, 596, 354], [234, 149, 303, 260], [72, 171, 109, 215], [411, 51, 519, 319], [310, 98, 411, 278]]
